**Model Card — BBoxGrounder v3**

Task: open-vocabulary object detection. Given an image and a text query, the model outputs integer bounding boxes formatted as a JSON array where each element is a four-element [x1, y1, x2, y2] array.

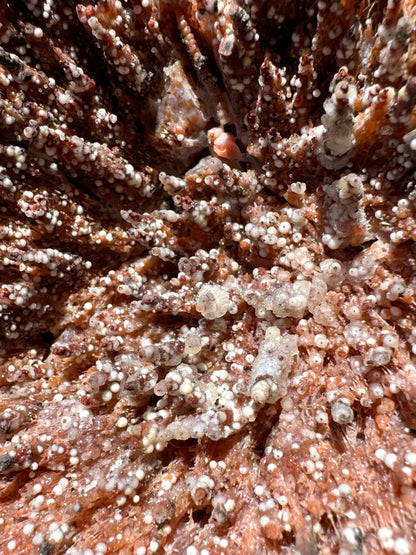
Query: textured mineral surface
[[1, 1, 416, 554]]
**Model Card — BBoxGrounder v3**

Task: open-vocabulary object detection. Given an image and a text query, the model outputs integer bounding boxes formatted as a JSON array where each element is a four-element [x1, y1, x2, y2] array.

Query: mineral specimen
[[1, 1, 416, 554]]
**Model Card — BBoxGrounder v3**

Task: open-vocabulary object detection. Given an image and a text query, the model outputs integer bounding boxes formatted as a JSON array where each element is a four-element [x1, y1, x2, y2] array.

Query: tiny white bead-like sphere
[[196, 283, 230, 320], [184, 331, 202, 355], [250, 380, 271, 404], [331, 398, 354, 424]]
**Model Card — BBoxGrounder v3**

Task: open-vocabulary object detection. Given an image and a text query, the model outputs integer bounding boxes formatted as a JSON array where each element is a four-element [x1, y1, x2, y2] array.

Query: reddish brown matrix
[[1, 1, 416, 554]]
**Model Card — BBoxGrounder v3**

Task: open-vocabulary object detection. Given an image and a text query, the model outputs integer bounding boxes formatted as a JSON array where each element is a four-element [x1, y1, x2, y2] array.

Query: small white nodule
[[196, 283, 230, 320]]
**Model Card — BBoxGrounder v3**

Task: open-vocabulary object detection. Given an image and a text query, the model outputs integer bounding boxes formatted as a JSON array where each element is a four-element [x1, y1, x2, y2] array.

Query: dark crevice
[[39, 330, 55, 346], [191, 506, 212, 527], [252, 403, 282, 458]]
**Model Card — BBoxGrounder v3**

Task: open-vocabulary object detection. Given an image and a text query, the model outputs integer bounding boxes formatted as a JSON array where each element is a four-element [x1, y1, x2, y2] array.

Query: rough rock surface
[[1, 1, 416, 554]]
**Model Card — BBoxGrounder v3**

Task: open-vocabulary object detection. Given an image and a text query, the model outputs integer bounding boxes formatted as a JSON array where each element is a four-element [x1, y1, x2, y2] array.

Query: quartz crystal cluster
[[1, 1, 416, 554]]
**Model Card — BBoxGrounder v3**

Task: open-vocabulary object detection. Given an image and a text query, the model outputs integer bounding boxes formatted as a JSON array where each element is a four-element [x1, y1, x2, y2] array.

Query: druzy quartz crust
[[1, 1, 416, 554]]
